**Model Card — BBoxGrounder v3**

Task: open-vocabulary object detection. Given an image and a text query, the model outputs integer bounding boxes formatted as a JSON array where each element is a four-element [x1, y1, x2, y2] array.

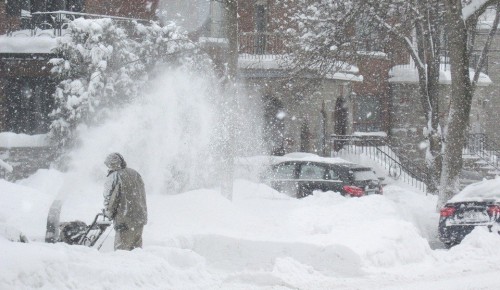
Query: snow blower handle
[[77, 211, 112, 247], [101, 208, 113, 220], [97, 210, 112, 225]]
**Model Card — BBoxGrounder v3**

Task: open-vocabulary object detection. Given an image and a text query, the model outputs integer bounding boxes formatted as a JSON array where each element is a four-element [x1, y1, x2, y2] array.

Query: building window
[[66, 0, 85, 12], [355, 17, 384, 52], [4, 78, 55, 134], [263, 95, 286, 155], [300, 121, 311, 152], [353, 95, 382, 132], [6, 0, 30, 16], [254, 3, 267, 54], [470, 51, 488, 74]]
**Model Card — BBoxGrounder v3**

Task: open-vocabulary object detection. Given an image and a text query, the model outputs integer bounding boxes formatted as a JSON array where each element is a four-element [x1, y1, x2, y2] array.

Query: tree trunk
[[438, 0, 473, 208], [413, 2, 443, 195]]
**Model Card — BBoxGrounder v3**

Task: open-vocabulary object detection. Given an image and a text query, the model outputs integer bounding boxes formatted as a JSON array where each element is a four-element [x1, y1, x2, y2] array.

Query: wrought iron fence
[[8, 11, 149, 37], [331, 135, 428, 192], [239, 32, 291, 58], [464, 133, 500, 170]]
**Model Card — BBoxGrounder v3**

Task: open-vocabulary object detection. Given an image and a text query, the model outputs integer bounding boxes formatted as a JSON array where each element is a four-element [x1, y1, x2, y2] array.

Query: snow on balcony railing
[[239, 32, 291, 59], [6, 11, 150, 38]]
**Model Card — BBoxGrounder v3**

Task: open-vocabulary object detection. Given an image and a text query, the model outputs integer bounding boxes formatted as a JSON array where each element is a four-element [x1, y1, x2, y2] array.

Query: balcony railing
[[239, 32, 290, 58], [392, 50, 487, 74], [464, 133, 500, 171], [7, 10, 149, 38]]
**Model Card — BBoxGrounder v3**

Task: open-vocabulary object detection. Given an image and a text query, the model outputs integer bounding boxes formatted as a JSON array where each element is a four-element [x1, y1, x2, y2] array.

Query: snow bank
[[0, 238, 217, 290], [0, 132, 51, 148], [2, 176, 500, 289], [0, 179, 53, 240]]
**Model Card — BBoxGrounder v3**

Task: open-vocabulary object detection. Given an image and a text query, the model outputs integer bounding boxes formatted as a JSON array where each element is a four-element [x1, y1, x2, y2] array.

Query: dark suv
[[262, 159, 382, 198], [438, 178, 500, 248]]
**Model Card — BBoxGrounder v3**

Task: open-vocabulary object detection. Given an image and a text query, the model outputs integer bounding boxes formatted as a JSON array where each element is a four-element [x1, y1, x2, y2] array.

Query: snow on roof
[[272, 152, 354, 165], [389, 64, 492, 86], [198, 37, 229, 45], [0, 132, 51, 148], [238, 54, 363, 82], [449, 177, 500, 202], [0, 35, 59, 54], [356, 51, 389, 59], [353, 131, 388, 137]]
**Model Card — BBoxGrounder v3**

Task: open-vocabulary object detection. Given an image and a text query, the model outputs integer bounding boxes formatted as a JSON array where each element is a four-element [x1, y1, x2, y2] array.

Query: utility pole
[[220, 0, 238, 200]]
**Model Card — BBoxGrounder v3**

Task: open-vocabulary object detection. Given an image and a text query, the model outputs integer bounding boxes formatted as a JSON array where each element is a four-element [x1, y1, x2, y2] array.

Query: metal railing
[[8, 11, 150, 37], [239, 32, 291, 58], [391, 50, 487, 73], [331, 135, 428, 192], [463, 133, 500, 171]]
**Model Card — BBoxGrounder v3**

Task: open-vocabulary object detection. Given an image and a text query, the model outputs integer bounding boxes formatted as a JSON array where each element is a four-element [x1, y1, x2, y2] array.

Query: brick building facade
[[0, 0, 158, 134], [2, 0, 498, 164]]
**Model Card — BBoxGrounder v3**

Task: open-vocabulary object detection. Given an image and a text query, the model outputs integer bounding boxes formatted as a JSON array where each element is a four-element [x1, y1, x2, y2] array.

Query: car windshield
[[353, 169, 377, 181], [299, 164, 325, 180]]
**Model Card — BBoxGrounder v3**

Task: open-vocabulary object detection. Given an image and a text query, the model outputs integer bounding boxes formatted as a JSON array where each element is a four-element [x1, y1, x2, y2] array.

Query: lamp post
[[219, 0, 238, 200]]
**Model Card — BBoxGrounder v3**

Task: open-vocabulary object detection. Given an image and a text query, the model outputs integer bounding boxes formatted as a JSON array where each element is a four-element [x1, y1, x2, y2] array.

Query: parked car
[[438, 178, 500, 248], [262, 154, 383, 198]]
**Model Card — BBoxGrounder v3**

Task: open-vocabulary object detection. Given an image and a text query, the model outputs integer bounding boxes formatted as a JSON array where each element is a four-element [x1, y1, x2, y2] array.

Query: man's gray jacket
[[103, 167, 148, 228]]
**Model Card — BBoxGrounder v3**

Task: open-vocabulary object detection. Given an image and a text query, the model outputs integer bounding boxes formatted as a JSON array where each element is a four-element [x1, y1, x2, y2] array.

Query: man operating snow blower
[[103, 153, 147, 251]]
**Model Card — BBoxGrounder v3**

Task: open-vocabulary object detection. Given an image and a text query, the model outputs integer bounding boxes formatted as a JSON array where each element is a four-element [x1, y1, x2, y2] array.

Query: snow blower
[[45, 199, 112, 248]]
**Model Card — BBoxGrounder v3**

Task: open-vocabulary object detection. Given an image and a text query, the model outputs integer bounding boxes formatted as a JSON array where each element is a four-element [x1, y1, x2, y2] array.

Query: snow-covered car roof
[[271, 152, 357, 166], [449, 177, 500, 202]]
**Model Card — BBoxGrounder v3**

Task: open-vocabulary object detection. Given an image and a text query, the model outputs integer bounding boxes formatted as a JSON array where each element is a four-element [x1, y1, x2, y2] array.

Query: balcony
[[389, 50, 491, 86], [238, 32, 290, 59], [5, 10, 149, 38]]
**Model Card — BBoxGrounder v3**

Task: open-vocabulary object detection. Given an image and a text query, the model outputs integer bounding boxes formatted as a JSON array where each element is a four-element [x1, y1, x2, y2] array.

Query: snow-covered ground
[[2, 175, 500, 289], [1, 68, 500, 289]]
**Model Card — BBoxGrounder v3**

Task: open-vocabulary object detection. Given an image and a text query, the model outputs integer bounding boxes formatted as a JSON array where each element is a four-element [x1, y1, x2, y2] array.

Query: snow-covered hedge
[[49, 18, 196, 148]]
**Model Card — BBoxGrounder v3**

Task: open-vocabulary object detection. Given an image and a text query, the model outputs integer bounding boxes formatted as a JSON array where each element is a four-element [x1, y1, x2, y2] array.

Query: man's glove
[[102, 209, 113, 219]]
